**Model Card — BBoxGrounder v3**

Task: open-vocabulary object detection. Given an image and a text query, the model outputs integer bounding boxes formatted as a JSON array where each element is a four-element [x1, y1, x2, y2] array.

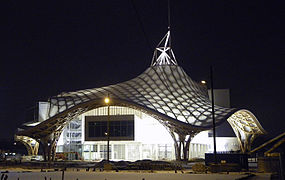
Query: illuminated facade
[[55, 106, 214, 161], [16, 31, 266, 161]]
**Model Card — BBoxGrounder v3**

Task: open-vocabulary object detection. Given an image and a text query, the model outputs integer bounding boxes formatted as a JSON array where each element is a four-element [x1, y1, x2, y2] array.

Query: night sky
[[1, 1, 284, 141]]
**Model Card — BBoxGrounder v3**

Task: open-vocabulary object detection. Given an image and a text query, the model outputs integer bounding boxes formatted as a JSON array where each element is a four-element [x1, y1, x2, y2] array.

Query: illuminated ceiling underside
[[47, 65, 235, 126], [227, 109, 266, 152]]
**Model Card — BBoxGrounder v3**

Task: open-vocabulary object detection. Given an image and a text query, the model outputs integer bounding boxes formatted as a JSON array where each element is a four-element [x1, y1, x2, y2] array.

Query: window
[[114, 144, 125, 159], [100, 145, 111, 159], [83, 145, 90, 152], [158, 144, 173, 160], [85, 115, 134, 141], [91, 145, 97, 152]]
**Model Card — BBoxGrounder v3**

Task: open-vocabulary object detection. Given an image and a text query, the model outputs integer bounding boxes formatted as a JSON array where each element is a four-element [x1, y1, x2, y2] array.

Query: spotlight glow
[[104, 97, 110, 104], [201, 80, 206, 84]]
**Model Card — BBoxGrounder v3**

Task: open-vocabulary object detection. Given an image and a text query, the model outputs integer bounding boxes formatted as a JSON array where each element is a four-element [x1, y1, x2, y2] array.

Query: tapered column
[[169, 130, 196, 161], [40, 131, 62, 162]]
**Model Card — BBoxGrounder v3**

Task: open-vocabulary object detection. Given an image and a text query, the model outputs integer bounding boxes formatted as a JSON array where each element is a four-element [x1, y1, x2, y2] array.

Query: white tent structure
[[16, 31, 265, 161]]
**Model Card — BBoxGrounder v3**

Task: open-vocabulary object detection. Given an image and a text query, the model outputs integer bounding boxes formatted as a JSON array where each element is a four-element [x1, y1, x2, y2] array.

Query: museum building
[[15, 31, 266, 161]]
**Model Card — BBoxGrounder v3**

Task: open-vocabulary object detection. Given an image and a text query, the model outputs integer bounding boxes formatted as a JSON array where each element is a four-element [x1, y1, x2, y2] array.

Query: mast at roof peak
[[151, 30, 178, 66]]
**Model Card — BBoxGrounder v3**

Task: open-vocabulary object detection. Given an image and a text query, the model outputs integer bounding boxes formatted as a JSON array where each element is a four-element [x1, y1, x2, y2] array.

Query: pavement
[[0, 170, 272, 180]]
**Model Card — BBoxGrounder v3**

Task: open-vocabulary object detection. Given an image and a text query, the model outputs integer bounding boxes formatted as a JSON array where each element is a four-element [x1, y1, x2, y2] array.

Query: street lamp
[[210, 66, 217, 164], [202, 70, 217, 164], [201, 80, 206, 85], [104, 97, 110, 104], [104, 96, 110, 162]]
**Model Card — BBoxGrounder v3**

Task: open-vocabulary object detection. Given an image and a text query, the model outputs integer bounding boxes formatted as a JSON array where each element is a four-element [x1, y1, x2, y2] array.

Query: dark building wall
[[208, 89, 235, 137]]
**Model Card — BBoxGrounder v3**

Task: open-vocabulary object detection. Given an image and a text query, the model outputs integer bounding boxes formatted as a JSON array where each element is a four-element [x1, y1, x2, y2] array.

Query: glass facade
[[158, 144, 173, 160], [113, 144, 125, 159]]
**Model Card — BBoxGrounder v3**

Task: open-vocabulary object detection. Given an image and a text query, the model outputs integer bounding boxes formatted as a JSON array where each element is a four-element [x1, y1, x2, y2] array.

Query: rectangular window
[[91, 145, 97, 152], [158, 144, 173, 160], [85, 115, 134, 141], [113, 144, 125, 160], [128, 144, 140, 161], [100, 145, 111, 159], [83, 145, 90, 152]]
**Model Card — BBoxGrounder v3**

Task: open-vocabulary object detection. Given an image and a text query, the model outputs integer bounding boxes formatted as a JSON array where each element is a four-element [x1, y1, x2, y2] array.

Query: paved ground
[[1, 171, 272, 180]]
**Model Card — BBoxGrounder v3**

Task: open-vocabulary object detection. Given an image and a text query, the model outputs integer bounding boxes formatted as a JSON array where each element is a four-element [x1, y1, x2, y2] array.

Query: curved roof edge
[[227, 109, 266, 153]]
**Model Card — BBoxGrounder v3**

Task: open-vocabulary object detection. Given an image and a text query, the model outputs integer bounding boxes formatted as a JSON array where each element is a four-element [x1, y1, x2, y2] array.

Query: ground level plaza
[[0, 170, 271, 180]]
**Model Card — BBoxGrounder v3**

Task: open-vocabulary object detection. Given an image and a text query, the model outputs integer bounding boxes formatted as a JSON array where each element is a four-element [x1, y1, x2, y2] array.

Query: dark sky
[[1, 1, 284, 141]]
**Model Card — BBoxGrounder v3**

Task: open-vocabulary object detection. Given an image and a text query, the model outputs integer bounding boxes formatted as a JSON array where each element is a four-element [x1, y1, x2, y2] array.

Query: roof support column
[[40, 131, 62, 162], [169, 130, 181, 161], [227, 110, 266, 154], [14, 135, 39, 156], [182, 135, 192, 161], [169, 129, 197, 161]]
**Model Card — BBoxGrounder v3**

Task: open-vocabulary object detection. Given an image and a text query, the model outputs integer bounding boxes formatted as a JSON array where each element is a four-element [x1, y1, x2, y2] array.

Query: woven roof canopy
[[17, 31, 265, 153]]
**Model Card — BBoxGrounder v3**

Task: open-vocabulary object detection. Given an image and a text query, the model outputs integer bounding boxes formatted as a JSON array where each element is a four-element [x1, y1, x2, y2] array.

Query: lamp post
[[104, 96, 110, 162], [210, 66, 217, 164], [201, 66, 217, 165]]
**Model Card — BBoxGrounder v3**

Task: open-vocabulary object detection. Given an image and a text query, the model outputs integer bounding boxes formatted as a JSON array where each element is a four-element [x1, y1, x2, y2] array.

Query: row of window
[[82, 144, 173, 160]]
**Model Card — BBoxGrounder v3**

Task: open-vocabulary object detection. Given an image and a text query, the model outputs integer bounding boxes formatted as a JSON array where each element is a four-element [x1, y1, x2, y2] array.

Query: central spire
[[151, 30, 178, 66]]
